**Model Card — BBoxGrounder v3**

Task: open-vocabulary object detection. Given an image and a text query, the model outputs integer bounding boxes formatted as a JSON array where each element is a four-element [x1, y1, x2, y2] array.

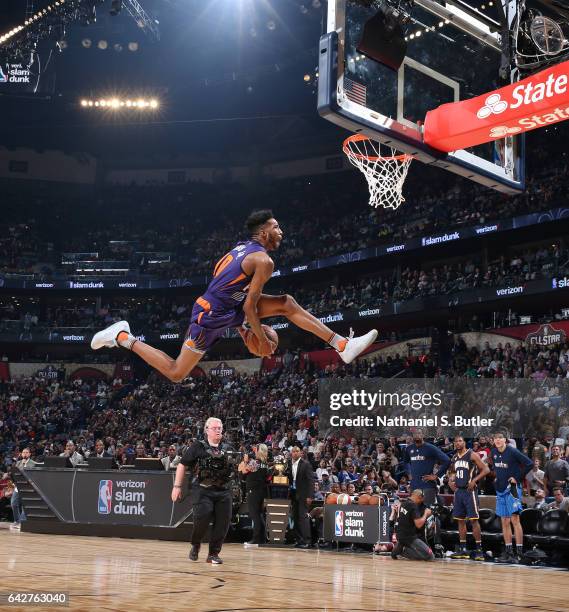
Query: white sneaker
[[337, 328, 378, 364], [10, 523, 21, 530], [91, 321, 131, 350]]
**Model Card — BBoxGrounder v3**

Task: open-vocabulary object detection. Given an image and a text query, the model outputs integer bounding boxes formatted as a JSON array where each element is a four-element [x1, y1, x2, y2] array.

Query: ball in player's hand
[[241, 324, 278, 357]]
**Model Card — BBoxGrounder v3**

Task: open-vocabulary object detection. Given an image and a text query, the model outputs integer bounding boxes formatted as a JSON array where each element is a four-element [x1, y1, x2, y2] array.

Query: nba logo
[[334, 510, 344, 536], [98, 480, 113, 514]]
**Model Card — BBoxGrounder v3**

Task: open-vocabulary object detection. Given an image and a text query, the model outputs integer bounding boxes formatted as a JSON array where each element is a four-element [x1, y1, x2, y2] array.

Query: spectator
[[543, 445, 569, 495], [59, 441, 84, 467], [526, 459, 545, 495], [10, 448, 37, 529], [162, 445, 181, 470], [546, 488, 569, 512]]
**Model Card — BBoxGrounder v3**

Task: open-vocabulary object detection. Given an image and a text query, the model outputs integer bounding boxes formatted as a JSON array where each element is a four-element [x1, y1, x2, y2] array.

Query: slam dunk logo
[[97, 479, 147, 516]]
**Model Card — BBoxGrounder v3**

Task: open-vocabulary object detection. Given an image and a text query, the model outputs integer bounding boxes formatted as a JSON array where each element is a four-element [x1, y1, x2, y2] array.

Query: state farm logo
[[481, 72, 569, 138], [490, 126, 522, 138], [477, 93, 508, 119]]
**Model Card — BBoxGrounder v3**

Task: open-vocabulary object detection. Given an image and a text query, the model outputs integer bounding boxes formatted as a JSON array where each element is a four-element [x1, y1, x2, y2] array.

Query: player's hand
[[258, 336, 277, 357], [508, 477, 517, 485], [171, 487, 183, 502], [424, 508, 432, 518], [422, 474, 437, 482], [467, 481, 477, 491]]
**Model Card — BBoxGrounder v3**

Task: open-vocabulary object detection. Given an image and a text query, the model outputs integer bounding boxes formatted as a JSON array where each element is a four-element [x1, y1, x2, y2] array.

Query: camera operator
[[391, 489, 435, 561], [172, 417, 235, 565], [239, 444, 270, 547]]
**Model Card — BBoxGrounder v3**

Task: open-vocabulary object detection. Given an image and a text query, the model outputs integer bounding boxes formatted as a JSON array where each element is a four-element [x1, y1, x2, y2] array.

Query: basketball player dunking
[[449, 435, 489, 561], [91, 210, 378, 379]]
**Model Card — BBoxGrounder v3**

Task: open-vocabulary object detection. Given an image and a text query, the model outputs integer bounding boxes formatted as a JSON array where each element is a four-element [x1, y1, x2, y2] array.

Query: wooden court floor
[[0, 531, 567, 612]]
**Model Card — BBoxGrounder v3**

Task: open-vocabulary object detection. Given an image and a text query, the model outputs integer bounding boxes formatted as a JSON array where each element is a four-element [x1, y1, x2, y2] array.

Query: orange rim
[[342, 134, 413, 162]]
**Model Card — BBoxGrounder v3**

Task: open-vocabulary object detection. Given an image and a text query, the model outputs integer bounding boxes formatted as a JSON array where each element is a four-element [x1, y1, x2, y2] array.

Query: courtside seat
[[520, 508, 542, 535], [478, 508, 495, 531], [526, 509, 568, 546], [479, 508, 504, 543]]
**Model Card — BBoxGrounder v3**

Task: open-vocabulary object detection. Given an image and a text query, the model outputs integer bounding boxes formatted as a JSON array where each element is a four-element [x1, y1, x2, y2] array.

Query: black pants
[[191, 486, 232, 555], [291, 496, 310, 544], [394, 537, 434, 561], [247, 489, 266, 544]]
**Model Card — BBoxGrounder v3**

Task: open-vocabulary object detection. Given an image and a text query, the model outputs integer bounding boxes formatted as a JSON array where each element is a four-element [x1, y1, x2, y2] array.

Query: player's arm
[[242, 253, 275, 354], [468, 452, 490, 491], [512, 447, 533, 483], [434, 445, 451, 478]]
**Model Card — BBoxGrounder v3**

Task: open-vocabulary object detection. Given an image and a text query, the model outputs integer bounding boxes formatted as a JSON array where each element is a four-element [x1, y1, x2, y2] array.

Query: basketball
[[357, 494, 370, 505], [368, 494, 380, 506], [325, 493, 338, 505], [243, 324, 279, 357], [336, 493, 351, 505]]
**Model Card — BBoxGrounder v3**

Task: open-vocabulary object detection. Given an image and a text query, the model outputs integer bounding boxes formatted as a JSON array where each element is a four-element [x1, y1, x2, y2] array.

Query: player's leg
[[451, 490, 469, 558], [130, 338, 203, 383], [255, 294, 378, 363], [91, 319, 204, 383], [511, 513, 524, 559], [451, 519, 469, 559], [500, 517, 513, 545], [470, 520, 484, 561]]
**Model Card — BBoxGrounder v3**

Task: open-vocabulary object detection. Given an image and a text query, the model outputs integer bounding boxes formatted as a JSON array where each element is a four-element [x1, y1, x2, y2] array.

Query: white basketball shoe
[[337, 328, 378, 364], [91, 320, 131, 350]]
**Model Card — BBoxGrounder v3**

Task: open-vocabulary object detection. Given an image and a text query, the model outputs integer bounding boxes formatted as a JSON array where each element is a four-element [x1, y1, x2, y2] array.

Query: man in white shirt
[[546, 488, 569, 512], [525, 459, 545, 494], [296, 424, 308, 446], [59, 441, 84, 467], [11, 448, 37, 529], [162, 445, 181, 470]]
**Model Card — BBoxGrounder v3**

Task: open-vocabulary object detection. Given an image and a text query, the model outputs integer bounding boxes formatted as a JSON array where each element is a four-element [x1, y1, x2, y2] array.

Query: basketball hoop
[[343, 134, 413, 210]]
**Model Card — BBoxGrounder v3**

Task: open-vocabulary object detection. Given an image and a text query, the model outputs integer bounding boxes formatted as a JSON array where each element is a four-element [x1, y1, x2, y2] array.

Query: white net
[[343, 135, 413, 210]]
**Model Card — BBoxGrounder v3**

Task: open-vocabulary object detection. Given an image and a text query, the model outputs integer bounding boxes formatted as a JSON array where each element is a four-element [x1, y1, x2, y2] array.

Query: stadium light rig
[[0, 0, 159, 64], [80, 97, 159, 109]]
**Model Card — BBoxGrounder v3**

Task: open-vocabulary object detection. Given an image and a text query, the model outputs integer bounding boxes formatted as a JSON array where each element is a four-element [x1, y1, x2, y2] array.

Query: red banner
[[424, 60, 569, 152]]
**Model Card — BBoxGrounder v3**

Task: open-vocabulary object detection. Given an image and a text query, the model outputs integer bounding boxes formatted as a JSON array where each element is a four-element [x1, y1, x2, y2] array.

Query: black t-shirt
[[245, 461, 269, 494], [181, 440, 234, 489], [395, 499, 421, 543]]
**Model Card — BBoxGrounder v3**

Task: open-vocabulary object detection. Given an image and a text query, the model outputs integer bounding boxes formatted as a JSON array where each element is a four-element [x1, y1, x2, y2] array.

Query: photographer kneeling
[[392, 489, 435, 561]]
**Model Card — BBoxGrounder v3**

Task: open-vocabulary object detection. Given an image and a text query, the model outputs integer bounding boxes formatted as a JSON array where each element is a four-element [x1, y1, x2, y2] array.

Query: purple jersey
[[204, 240, 267, 310], [183, 240, 267, 354]]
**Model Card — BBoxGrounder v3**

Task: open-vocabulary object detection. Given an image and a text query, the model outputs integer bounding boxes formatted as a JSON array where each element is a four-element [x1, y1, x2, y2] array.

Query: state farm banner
[[424, 60, 569, 152]]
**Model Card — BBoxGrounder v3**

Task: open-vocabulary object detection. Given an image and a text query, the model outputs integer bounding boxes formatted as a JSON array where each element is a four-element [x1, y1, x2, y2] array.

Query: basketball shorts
[[495, 485, 523, 518], [452, 488, 479, 520], [183, 296, 245, 354]]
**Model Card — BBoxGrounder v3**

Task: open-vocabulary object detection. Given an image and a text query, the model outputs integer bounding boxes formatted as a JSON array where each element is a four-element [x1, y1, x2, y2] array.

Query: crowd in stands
[[2, 241, 567, 339], [2, 336, 569, 522], [1, 147, 567, 280]]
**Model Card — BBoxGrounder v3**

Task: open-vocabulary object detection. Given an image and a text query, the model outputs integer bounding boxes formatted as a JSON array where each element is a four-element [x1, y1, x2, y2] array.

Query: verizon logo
[[474, 225, 498, 234], [496, 286, 524, 296]]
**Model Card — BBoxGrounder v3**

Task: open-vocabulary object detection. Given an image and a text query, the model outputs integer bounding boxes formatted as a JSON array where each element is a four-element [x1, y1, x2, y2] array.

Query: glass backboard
[[318, 0, 525, 193]]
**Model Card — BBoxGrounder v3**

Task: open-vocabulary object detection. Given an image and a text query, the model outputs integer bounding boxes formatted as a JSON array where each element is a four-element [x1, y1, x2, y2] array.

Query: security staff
[[172, 417, 234, 565]]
